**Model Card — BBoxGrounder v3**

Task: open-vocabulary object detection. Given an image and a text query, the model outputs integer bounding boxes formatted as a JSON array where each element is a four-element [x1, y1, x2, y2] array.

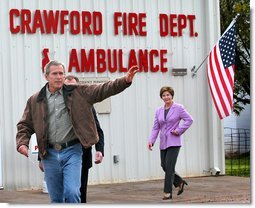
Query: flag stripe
[[207, 69, 224, 119], [224, 67, 234, 108], [226, 65, 235, 108]]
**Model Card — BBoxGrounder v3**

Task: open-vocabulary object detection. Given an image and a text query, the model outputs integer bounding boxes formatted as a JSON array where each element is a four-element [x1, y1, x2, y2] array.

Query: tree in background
[[220, 0, 250, 115]]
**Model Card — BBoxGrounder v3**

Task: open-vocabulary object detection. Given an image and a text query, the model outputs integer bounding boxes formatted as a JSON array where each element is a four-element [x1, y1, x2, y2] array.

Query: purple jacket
[[148, 102, 193, 150]]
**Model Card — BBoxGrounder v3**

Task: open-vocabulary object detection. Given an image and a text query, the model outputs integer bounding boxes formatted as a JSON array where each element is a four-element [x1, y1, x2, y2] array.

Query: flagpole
[[191, 13, 240, 79], [221, 13, 240, 37], [191, 55, 209, 78]]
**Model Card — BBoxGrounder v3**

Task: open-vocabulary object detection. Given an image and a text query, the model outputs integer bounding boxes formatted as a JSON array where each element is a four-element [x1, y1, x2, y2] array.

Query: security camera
[[210, 167, 221, 176]]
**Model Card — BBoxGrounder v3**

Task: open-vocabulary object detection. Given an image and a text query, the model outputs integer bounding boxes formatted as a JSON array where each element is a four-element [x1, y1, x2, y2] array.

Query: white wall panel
[[0, 0, 223, 190]]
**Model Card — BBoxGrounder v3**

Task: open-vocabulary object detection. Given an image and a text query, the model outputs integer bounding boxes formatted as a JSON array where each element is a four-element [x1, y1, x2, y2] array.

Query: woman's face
[[161, 91, 173, 104]]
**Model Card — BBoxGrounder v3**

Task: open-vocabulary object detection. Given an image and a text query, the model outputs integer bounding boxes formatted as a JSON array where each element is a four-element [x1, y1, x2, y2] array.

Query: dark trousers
[[160, 146, 183, 194], [80, 167, 89, 203]]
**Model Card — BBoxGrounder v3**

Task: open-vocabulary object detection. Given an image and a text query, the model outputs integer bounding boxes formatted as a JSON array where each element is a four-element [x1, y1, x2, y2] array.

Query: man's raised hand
[[125, 65, 139, 83]]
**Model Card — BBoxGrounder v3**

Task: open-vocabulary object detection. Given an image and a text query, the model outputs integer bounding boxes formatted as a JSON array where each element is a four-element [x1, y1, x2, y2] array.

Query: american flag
[[207, 19, 237, 120]]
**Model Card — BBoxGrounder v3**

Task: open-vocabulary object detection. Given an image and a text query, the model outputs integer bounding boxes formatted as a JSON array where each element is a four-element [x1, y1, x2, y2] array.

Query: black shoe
[[162, 193, 172, 200], [177, 180, 188, 195]]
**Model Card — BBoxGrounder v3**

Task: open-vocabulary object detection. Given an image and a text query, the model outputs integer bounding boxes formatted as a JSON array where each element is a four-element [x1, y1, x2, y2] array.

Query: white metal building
[[0, 0, 224, 190]]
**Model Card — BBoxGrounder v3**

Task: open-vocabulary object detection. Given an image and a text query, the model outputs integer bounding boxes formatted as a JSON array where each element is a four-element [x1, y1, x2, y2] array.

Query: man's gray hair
[[44, 60, 65, 75]]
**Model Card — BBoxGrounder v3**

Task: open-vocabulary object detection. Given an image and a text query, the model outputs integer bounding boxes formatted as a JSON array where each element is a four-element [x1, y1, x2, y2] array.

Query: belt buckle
[[54, 143, 62, 151]]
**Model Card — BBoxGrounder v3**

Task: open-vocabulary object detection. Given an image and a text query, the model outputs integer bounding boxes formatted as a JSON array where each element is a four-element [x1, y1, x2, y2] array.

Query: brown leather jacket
[[16, 77, 131, 159]]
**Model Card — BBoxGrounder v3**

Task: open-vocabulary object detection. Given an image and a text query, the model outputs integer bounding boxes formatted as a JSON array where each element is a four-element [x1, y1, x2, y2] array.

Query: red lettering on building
[[149, 50, 159, 72], [139, 50, 149, 72], [69, 49, 81, 72], [81, 49, 95, 72], [187, 15, 196, 36], [92, 12, 103, 35], [33, 10, 45, 33], [97, 49, 107, 73], [118, 50, 128, 72], [159, 13, 197, 37], [21, 9, 32, 33], [43, 10, 59, 34], [9, 9, 20, 33], [9, 9, 103, 35], [67, 49, 168, 73], [114, 12, 147, 36], [42, 48, 50, 72], [69, 11, 80, 35], [128, 49, 138, 68], [107, 49, 118, 73], [160, 50, 168, 72]]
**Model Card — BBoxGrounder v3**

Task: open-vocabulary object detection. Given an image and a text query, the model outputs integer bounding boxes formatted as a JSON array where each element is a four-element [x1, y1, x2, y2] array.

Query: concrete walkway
[[0, 176, 251, 204]]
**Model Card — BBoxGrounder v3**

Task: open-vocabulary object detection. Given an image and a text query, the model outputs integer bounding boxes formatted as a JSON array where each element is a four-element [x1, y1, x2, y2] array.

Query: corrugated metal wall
[[0, 0, 224, 190]]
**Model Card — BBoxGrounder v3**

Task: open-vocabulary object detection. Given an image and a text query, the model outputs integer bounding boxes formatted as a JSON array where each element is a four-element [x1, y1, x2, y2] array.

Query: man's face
[[64, 78, 77, 85], [45, 65, 65, 93]]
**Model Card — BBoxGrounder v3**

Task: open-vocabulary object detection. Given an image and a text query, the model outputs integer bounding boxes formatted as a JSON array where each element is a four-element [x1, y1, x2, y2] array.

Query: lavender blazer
[[148, 102, 193, 150]]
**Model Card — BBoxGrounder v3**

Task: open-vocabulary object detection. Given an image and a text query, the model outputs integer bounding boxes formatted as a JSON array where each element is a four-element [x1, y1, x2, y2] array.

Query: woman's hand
[[171, 130, 179, 136], [147, 143, 153, 151]]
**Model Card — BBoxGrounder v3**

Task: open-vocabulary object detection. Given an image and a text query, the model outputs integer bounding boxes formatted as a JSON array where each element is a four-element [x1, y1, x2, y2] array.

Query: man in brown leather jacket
[[16, 60, 138, 203]]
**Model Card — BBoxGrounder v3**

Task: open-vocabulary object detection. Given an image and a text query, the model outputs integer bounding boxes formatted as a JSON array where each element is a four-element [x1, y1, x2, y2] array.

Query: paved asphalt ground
[[0, 176, 251, 204]]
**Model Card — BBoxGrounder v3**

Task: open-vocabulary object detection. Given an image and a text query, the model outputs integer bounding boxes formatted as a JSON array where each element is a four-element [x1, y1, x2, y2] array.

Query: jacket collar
[[36, 83, 76, 102], [160, 102, 176, 119]]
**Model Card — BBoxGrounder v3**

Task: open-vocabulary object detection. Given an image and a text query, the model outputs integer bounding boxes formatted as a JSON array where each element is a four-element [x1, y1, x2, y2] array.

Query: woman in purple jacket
[[148, 86, 193, 200]]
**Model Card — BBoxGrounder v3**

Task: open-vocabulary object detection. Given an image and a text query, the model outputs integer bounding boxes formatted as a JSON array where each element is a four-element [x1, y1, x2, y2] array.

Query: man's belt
[[48, 139, 80, 151]]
